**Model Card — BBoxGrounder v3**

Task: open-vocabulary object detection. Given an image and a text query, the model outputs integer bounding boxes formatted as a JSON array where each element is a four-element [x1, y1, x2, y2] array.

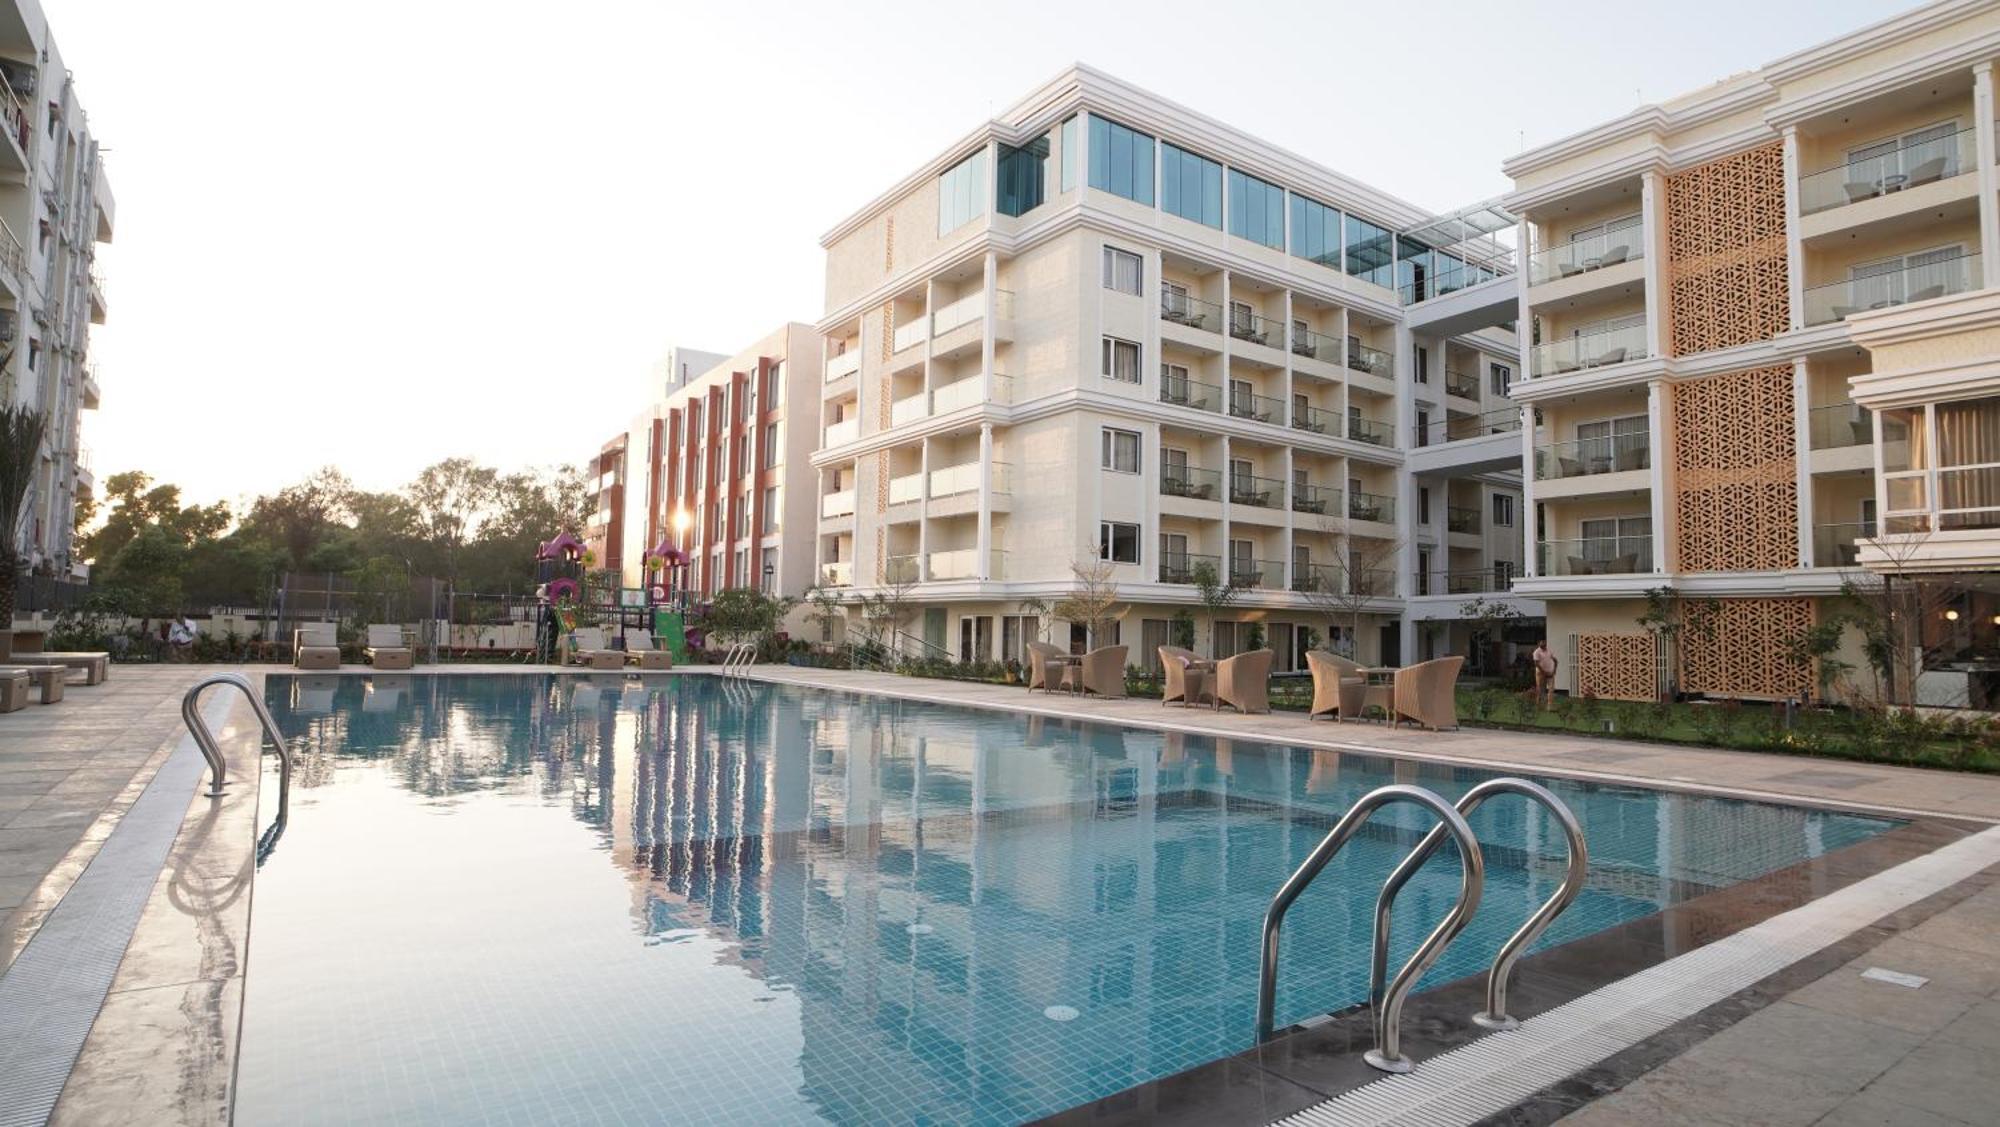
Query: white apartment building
[[0, 0, 112, 579], [1505, 0, 2000, 707], [813, 66, 1538, 671]]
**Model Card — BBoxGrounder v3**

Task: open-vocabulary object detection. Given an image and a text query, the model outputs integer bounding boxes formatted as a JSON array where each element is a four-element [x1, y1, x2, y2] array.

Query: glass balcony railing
[[1528, 228, 1645, 285], [1538, 537, 1653, 576], [1347, 342, 1394, 379], [929, 548, 1004, 580], [1350, 568, 1395, 597], [821, 561, 853, 587], [1347, 415, 1394, 447], [1348, 490, 1395, 523], [1228, 307, 1283, 349], [820, 490, 856, 519], [1432, 409, 1522, 444], [1291, 483, 1339, 516], [884, 554, 921, 584], [1290, 562, 1342, 593], [888, 473, 923, 505], [1227, 472, 1284, 508], [1229, 557, 1285, 589], [1158, 552, 1222, 585], [1398, 261, 1509, 305], [1444, 570, 1500, 594], [1290, 325, 1340, 363], [1160, 466, 1223, 502], [824, 417, 859, 447], [1813, 521, 1875, 568], [1160, 375, 1222, 412], [825, 350, 861, 382], [1808, 401, 1874, 450], [1227, 388, 1285, 424], [1291, 401, 1340, 436], [1160, 286, 1223, 333], [1530, 322, 1649, 377], [1804, 252, 1980, 326], [1444, 370, 1480, 400], [1800, 126, 1977, 216], [1446, 506, 1481, 534], [1535, 434, 1651, 479]]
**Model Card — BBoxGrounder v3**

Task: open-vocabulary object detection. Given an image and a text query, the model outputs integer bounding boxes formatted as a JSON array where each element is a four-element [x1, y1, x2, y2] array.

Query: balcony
[[1808, 402, 1874, 450], [892, 316, 928, 354], [929, 548, 1003, 581], [1290, 325, 1340, 364], [1804, 252, 1980, 327], [1446, 506, 1481, 535], [1348, 490, 1395, 523], [1530, 323, 1650, 378], [825, 350, 862, 383], [1535, 434, 1650, 479], [891, 392, 928, 427], [1433, 409, 1521, 444], [1347, 416, 1394, 448], [1349, 569, 1395, 597], [1443, 370, 1480, 401], [1158, 552, 1222, 585], [1347, 342, 1394, 380], [1229, 557, 1285, 589], [1799, 126, 1976, 217], [1290, 563, 1342, 594], [820, 490, 857, 519], [888, 472, 923, 505], [0, 81, 27, 171], [0, 217, 23, 282], [1538, 537, 1653, 576], [1527, 229, 1644, 285], [1814, 521, 1874, 568], [927, 460, 1007, 500], [1160, 466, 1222, 502], [885, 555, 922, 584], [1227, 472, 1283, 509], [1160, 287, 1223, 334], [1160, 375, 1222, 413], [1226, 387, 1285, 425], [825, 418, 860, 447], [1291, 483, 1339, 517], [1228, 308, 1282, 350], [1443, 570, 1499, 594], [931, 372, 1007, 414], [1291, 402, 1340, 437], [822, 561, 854, 587]]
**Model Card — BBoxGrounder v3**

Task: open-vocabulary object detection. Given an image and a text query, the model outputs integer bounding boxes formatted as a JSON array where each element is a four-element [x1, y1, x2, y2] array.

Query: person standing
[[1531, 639, 1558, 709], [167, 614, 198, 662]]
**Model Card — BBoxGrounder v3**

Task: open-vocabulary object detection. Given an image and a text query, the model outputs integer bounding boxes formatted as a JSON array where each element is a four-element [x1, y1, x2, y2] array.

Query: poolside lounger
[[0, 664, 66, 704], [624, 630, 672, 670], [1159, 646, 1209, 706], [294, 624, 341, 670], [568, 628, 624, 671], [363, 624, 413, 670], [0, 669, 27, 712], [1068, 645, 1127, 699], [1305, 650, 1364, 722], [1390, 656, 1464, 731], [1213, 649, 1274, 715]]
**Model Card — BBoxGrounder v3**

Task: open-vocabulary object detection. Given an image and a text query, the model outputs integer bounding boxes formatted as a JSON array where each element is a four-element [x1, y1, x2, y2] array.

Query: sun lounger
[[568, 628, 624, 671], [363, 624, 413, 670], [293, 624, 341, 670], [625, 630, 672, 670]]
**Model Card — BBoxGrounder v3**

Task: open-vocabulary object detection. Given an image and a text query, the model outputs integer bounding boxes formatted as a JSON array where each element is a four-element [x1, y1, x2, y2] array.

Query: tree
[[1835, 534, 1956, 709], [1191, 559, 1239, 658], [803, 585, 845, 645], [1459, 594, 1524, 675], [1636, 585, 1721, 700], [406, 458, 499, 591], [855, 571, 919, 654], [83, 472, 233, 615], [0, 405, 46, 640], [1297, 533, 1402, 658], [1016, 596, 1052, 642], [1052, 555, 1122, 649], [696, 586, 796, 648], [241, 467, 352, 571]]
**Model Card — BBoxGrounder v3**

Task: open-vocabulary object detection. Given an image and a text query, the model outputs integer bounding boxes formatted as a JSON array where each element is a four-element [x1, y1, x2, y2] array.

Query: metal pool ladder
[[182, 673, 297, 818], [1255, 778, 1587, 1073], [720, 642, 758, 677]]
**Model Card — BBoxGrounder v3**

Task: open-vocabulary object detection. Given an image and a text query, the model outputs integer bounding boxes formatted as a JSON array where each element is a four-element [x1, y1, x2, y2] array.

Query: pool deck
[[0, 663, 1995, 1127]]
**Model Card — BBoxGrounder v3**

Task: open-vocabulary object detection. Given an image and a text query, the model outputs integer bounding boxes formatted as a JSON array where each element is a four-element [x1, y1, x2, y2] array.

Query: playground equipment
[[532, 533, 697, 665]]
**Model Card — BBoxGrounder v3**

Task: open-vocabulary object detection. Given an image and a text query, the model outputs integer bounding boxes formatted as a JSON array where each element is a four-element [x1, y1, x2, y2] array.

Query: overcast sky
[[62, 0, 1895, 512]]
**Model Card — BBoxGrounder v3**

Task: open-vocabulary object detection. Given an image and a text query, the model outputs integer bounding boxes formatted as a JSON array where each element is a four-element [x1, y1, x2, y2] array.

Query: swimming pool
[[233, 674, 1899, 1125]]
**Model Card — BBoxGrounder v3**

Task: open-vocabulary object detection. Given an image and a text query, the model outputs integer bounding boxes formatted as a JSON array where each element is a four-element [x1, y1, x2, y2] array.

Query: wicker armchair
[[1159, 645, 1209, 706], [1072, 645, 1128, 698], [1390, 656, 1464, 731], [1305, 650, 1366, 721], [1026, 641, 1064, 691], [1213, 648, 1275, 714]]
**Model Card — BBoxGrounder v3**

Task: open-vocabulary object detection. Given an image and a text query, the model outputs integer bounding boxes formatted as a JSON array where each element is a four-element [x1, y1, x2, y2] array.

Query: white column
[[916, 437, 929, 580], [1280, 446, 1296, 590], [1219, 434, 1233, 589], [1647, 380, 1669, 574], [980, 251, 999, 399], [1976, 63, 2000, 286], [1521, 402, 1539, 576], [1641, 170, 1668, 356], [1515, 218, 1536, 381], [1781, 128, 1806, 329], [1792, 359, 1814, 569], [977, 423, 994, 579]]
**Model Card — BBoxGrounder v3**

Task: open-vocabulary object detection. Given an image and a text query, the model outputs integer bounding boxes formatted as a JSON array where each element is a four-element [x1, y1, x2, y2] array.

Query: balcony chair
[[1843, 179, 1881, 205], [1232, 488, 1270, 508], [1159, 646, 1210, 707], [567, 627, 624, 670], [1586, 347, 1627, 368], [625, 630, 673, 670], [293, 623, 341, 670], [1566, 555, 1595, 576], [1389, 656, 1464, 731], [363, 624, 413, 670], [1212, 648, 1274, 714], [1608, 553, 1640, 574], [1026, 640, 1064, 691], [1614, 446, 1647, 473], [1903, 156, 1949, 188], [1908, 284, 1945, 304], [1558, 455, 1585, 477], [1063, 645, 1127, 698], [1598, 245, 1630, 267], [0, 664, 65, 705], [1305, 650, 1366, 722]]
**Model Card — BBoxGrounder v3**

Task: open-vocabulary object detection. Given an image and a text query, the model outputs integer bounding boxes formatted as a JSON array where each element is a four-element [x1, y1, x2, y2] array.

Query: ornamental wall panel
[[1670, 365, 1799, 572], [1680, 597, 1815, 700], [1576, 633, 1658, 702], [1664, 142, 1790, 356]]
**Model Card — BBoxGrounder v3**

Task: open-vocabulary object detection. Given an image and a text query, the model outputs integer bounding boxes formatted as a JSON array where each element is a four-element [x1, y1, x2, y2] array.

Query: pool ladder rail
[[182, 673, 298, 845], [1255, 777, 1588, 1074], [720, 642, 759, 677]]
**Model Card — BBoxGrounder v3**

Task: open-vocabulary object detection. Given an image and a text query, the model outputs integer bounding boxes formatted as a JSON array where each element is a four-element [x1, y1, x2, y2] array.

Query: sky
[[60, 0, 1898, 513]]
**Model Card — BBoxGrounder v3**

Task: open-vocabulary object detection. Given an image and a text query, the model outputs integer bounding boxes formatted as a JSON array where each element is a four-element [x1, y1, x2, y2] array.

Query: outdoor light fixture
[[1944, 609, 1960, 621], [671, 509, 692, 535]]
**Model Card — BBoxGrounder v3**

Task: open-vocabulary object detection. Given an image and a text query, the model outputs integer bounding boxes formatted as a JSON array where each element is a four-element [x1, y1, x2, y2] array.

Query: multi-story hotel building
[[583, 433, 628, 579], [1507, 0, 2000, 705], [0, 0, 112, 579], [624, 323, 826, 598], [813, 66, 1535, 670]]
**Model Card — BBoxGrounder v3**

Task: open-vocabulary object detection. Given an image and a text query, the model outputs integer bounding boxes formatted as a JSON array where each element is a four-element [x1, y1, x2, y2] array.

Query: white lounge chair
[[363, 624, 413, 670], [293, 624, 340, 670]]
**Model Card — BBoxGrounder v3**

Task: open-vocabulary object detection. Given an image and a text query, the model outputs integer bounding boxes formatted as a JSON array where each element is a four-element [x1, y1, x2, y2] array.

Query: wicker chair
[[1026, 641, 1064, 691], [1213, 648, 1275, 714], [1159, 645, 1209, 706], [1390, 656, 1465, 731], [1069, 645, 1128, 698], [1305, 650, 1366, 721]]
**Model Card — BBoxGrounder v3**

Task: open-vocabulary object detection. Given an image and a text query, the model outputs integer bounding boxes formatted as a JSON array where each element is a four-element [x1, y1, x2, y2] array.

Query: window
[[735, 493, 750, 537], [1101, 246, 1143, 295], [1579, 515, 1653, 568], [937, 148, 989, 236], [764, 422, 780, 466], [1419, 487, 1431, 524], [1847, 122, 1961, 187], [761, 547, 778, 591], [1160, 446, 1188, 492], [1087, 115, 1154, 206], [996, 137, 1048, 217], [1059, 115, 1078, 193], [738, 441, 752, 477], [1344, 213, 1394, 287], [764, 361, 783, 408], [763, 486, 779, 532], [1101, 428, 1141, 473], [1489, 362, 1512, 397], [1099, 521, 1141, 564], [1101, 336, 1140, 383], [1289, 193, 1342, 269], [1160, 531, 1190, 571], [1227, 168, 1284, 248], [1415, 408, 1430, 447], [1493, 560, 1515, 588], [735, 547, 748, 582], [1160, 143, 1221, 228], [1493, 494, 1515, 527], [1848, 244, 1974, 309], [1001, 614, 1037, 665], [1416, 346, 1428, 384], [1576, 414, 1649, 472]]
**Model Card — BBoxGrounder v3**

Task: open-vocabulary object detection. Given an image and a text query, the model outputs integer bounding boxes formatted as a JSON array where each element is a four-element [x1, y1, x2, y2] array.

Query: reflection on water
[[236, 675, 1898, 1126]]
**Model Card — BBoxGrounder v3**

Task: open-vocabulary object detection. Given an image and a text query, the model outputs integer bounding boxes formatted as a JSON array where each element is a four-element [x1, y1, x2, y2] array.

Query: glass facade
[[1227, 168, 1284, 249], [1289, 193, 1342, 269], [1088, 114, 1154, 206], [996, 137, 1048, 217], [937, 149, 988, 236], [1059, 116, 1078, 193], [1344, 213, 1394, 288], [1161, 143, 1221, 228]]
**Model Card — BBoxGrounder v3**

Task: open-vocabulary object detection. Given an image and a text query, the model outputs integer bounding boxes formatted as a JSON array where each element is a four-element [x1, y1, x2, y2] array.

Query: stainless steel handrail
[[182, 673, 295, 822], [1255, 784, 1484, 1073], [1374, 777, 1588, 1032]]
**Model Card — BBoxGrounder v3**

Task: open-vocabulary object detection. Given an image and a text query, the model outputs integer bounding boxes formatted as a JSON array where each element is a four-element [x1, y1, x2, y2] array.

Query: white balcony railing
[[824, 417, 859, 447], [825, 350, 861, 382], [821, 489, 856, 518], [888, 472, 923, 505], [892, 316, 927, 353], [891, 392, 928, 427], [822, 561, 854, 587], [927, 461, 1009, 499], [927, 548, 1005, 580]]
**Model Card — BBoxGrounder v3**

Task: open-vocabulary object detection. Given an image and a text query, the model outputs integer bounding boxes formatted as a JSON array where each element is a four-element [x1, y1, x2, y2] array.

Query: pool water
[[233, 675, 1898, 1125]]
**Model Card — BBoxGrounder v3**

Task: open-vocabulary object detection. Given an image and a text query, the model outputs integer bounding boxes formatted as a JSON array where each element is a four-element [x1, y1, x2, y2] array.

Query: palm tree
[[0, 405, 47, 655]]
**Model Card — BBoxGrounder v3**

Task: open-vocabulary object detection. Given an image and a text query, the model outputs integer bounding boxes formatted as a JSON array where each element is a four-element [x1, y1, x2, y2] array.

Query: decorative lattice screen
[[1671, 365, 1798, 572], [1577, 633, 1658, 702], [1665, 142, 1790, 356], [1680, 597, 1815, 700]]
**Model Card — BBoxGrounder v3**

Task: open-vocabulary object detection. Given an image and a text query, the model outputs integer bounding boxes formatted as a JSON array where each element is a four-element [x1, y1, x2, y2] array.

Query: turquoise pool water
[[233, 674, 1898, 1125]]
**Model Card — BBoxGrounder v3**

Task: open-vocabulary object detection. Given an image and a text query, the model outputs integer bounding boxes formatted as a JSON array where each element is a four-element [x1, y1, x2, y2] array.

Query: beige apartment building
[[813, 67, 1534, 671], [1508, 0, 2000, 707]]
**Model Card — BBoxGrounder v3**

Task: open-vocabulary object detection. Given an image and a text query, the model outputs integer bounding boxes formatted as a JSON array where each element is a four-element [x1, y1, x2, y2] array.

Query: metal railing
[[1228, 307, 1283, 348], [1160, 286, 1223, 333], [1158, 552, 1221, 584], [1290, 562, 1342, 593], [1290, 324, 1340, 362], [720, 641, 758, 676], [1538, 536, 1653, 575], [1291, 483, 1339, 516], [182, 673, 295, 807], [1444, 370, 1480, 400], [1530, 322, 1649, 377], [1535, 434, 1651, 479], [1160, 466, 1223, 501], [1347, 341, 1394, 379], [1228, 471, 1284, 508], [0, 216, 24, 279], [1160, 374, 1223, 412], [1229, 557, 1285, 588], [1348, 490, 1395, 523], [1443, 569, 1498, 594], [1348, 415, 1394, 447], [1528, 227, 1645, 285], [1800, 125, 1976, 215], [1227, 388, 1285, 425], [1447, 506, 1481, 534], [1804, 252, 1980, 326], [1809, 401, 1874, 450], [1432, 408, 1522, 445], [1291, 401, 1340, 436]]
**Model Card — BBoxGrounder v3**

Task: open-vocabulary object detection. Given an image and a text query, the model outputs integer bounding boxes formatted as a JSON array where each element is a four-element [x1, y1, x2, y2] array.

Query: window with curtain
[[1227, 168, 1284, 248], [1101, 337, 1140, 383], [1099, 522, 1140, 564], [1161, 143, 1221, 228], [1101, 246, 1143, 295], [995, 138, 1048, 217], [1101, 427, 1141, 473], [1576, 414, 1648, 471], [1088, 115, 1154, 206], [1937, 395, 2000, 529], [1290, 193, 1342, 268], [937, 149, 989, 235]]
